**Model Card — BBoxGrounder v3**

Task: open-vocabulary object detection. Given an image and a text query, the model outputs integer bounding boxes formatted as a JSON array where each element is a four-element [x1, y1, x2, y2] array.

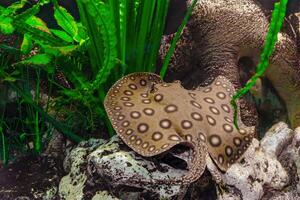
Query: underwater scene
[[0, 0, 300, 199]]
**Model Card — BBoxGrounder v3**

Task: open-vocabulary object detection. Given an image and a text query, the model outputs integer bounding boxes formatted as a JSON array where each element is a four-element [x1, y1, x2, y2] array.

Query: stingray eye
[[149, 83, 156, 93]]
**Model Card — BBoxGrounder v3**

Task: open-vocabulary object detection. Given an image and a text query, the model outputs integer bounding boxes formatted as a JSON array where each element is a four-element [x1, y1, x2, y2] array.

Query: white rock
[[219, 122, 292, 200], [260, 122, 294, 157], [87, 136, 187, 199], [92, 191, 120, 200], [59, 139, 106, 200], [58, 123, 300, 200]]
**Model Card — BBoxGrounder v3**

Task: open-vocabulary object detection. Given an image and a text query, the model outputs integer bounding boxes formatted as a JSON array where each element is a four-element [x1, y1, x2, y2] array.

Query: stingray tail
[[128, 143, 207, 185], [176, 143, 207, 185]]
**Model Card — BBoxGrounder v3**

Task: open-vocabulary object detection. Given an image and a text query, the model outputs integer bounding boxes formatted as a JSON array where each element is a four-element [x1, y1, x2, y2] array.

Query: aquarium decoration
[[231, 0, 288, 129], [160, 0, 197, 78]]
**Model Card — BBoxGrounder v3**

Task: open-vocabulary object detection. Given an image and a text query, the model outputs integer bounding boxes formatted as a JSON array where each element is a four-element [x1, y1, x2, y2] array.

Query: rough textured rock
[[57, 122, 300, 200], [91, 191, 120, 200], [260, 122, 294, 156], [87, 136, 187, 199], [59, 139, 106, 200], [219, 122, 300, 200], [219, 138, 288, 200]]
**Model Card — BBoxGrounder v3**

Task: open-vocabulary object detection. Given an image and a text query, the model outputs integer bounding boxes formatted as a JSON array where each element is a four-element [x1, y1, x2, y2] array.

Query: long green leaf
[[134, 0, 156, 72], [54, 5, 80, 42], [125, 0, 140, 72], [13, 20, 65, 46], [0, 125, 8, 165], [76, 0, 104, 74], [231, 0, 288, 129], [145, 0, 169, 72], [89, 1, 117, 89], [119, 0, 126, 70], [77, 0, 117, 89], [25, 16, 50, 33]]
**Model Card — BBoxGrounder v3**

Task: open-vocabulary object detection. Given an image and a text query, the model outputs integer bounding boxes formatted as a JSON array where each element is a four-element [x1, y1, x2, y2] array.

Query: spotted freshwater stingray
[[104, 72, 255, 184]]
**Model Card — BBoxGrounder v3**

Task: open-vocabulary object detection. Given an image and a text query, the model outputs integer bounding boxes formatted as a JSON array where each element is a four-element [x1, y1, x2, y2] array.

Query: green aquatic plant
[[75, 0, 172, 136], [0, 0, 183, 164], [0, 121, 8, 165], [231, 0, 288, 129], [0, 0, 89, 159]]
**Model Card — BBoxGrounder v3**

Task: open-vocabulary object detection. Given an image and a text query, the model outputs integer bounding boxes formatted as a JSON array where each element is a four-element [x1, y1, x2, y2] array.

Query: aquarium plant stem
[[34, 69, 41, 153], [231, 0, 288, 129], [160, 0, 198, 78], [0, 123, 7, 165]]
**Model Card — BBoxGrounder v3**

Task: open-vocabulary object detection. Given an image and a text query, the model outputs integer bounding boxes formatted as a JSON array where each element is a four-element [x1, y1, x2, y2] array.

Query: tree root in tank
[[160, 0, 300, 129]]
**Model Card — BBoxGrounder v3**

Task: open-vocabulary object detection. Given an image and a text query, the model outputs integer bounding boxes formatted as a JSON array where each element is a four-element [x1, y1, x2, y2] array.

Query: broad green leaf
[[38, 43, 60, 56], [55, 45, 78, 55], [76, 23, 88, 45], [21, 34, 33, 54], [50, 29, 73, 43], [26, 16, 50, 33], [17, 54, 52, 65], [14, 21, 64, 46], [2, 0, 27, 16], [14, 4, 41, 22], [54, 5, 80, 41], [0, 16, 15, 34], [15, 53, 55, 73]]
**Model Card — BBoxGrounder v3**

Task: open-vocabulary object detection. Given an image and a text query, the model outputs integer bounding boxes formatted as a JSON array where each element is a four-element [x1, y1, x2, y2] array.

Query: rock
[[58, 136, 190, 199], [219, 122, 300, 200], [260, 122, 294, 156], [277, 127, 300, 198], [91, 191, 120, 200], [87, 136, 187, 199], [219, 138, 289, 200], [58, 122, 300, 200], [43, 186, 58, 200], [58, 139, 106, 200]]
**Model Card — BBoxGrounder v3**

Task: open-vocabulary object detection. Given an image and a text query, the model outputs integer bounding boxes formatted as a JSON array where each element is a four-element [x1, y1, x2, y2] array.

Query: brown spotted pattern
[[104, 72, 255, 184]]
